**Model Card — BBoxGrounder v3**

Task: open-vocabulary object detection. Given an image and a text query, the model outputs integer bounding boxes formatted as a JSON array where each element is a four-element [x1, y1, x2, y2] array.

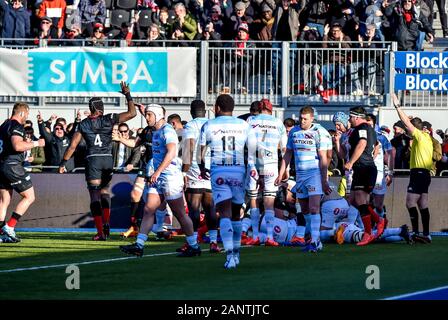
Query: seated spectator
[[302, 0, 329, 38], [189, 0, 207, 28], [204, 4, 225, 37], [38, 0, 67, 39], [159, 7, 173, 39], [321, 23, 351, 93], [77, 0, 106, 37], [196, 20, 221, 41], [114, 21, 135, 46], [350, 24, 383, 96], [24, 127, 46, 173], [221, 22, 255, 94], [63, 23, 84, 45], [0, 0, 31, 45], [382, 0, 433, 51], [87, 22, 106, 46], [34, 16, 59, 45], [142, 23, 165, 46]]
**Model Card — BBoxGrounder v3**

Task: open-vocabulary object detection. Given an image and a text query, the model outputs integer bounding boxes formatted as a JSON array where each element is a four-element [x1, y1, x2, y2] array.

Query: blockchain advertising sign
[[395, 51, 448, 91], [0, 47, 196, 97]]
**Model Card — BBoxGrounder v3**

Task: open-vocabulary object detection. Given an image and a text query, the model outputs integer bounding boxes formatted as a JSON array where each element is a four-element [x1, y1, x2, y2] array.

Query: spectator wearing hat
[[221, 22, 255, 93], [38, 0, 67, 39], [390, 120, 411, 170], [0, 0, 31, 45], [250, 3, 274, 41], [63, 23, 84, 45], [251, 0, 276, 17], [202, 4, 225, 37], [77, 0, 106, 37], [34, 15, 59, 44], [87, 22, 106, 46], [421, 121, 442, 176], [223, 1, 253, 39]]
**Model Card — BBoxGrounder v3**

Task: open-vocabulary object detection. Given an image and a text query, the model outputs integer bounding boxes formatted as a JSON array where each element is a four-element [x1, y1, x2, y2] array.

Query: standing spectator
[[302, 0, 329, 38], [138, 23, 165, 45], [37, 111, 75, 172], [391, 120, 411, 170], [382, 0, 433, 51], [250, 3, 274, 41], [158, 7, 173, 39], [24, 127, 46, 173], [0, 0, 31, 45], [422, 121, 442, 176], [172, 2, 197, 41], [223, 1, 253, 39], [112, 123, 135, 170], [393, 94, 433, 243], [62, 23, 84, 45], [77, 0, 106, 37], [422, 0, 448, 37], [38, 0, 67, 39]]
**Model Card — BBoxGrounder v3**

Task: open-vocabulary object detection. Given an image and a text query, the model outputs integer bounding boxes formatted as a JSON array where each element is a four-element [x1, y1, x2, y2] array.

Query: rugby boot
[[177, 245, 201, 257], [209, 242, 223, 253], [246, 237, 260, 246], [103, 224, 110, 239], [175, 242, 189, 252], [356, 232, 375, 246], [399, 225, 413, 244], [92, 233, 106, 241], [119, 243, 144, 257], [265, 238, 279, 247], [335, 224, 346, 245], [1, 225, 20, 243], [121, 225, 139, 238]]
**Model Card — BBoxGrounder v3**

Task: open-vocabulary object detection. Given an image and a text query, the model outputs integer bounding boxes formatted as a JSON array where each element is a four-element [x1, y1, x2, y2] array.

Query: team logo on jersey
[[333, 208, 340, 215], [304, 133, 314, 140], [274, 225, 281, 234], [307, 185, 316, 192], [216, 177, 224, 185]]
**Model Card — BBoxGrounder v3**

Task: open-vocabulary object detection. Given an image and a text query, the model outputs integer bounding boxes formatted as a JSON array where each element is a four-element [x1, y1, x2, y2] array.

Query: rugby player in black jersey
[[59, 82, 136, 240]]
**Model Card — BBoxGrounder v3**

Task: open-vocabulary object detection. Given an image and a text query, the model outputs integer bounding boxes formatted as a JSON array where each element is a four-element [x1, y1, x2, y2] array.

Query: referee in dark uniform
[[0, 103, 45, 243], [345, 106, 385, 246], [59, 82, 136, 241]]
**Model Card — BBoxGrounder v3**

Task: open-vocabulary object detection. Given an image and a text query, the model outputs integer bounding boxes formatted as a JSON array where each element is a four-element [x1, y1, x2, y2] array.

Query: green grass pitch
[[1, 233, 447, 300]]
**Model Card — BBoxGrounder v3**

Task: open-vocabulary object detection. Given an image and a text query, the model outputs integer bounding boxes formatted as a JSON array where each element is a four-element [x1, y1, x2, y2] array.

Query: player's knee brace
[[90, 201, 102, 217]]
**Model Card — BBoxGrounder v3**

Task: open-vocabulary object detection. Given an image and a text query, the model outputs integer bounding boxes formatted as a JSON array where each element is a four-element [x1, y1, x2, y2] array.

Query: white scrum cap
[[145, 104, 165, 123]]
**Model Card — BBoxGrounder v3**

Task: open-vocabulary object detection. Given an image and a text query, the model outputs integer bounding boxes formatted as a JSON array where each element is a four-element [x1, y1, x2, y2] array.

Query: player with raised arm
[[58, 82, 137, 240], [119, 104, 201, 257], [182, 100, 221, 253], [276, 106, 332, 253], [0, 103, 45, 243], [199, 94, 257, 269], [245, 99, 287, 246]]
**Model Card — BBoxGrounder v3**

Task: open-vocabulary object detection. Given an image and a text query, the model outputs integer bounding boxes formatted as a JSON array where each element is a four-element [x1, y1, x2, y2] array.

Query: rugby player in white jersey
[[245, 99, 287, 246], [119, 104, 200, 257], [366, 114, 394, 220], [199, 94, 257, 269], [277, 106, 332, 253], [182, 100, 221, 253], [334, 222, 412, 245]]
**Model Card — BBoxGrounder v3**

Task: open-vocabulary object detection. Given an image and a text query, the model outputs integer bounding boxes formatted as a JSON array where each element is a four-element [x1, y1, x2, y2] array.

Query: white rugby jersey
[[183, 117, 210, 178], [152, 123, 180, 175], [286, 123, 332, 175], [374, 132, 392, 172], [200, 116, 256, 172], [247, 114, 287, 168]]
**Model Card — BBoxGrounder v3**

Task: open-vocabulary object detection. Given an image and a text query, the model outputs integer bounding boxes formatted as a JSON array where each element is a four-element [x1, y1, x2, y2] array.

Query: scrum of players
[[0, 84, 412, 269]]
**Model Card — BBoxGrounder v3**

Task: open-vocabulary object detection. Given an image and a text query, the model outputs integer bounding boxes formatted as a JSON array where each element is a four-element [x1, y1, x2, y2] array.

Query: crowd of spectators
[[1, 0, 446, 48]]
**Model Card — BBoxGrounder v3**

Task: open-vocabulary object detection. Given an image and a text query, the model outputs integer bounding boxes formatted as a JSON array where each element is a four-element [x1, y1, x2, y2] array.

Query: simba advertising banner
[[0, 47, 197, 97]]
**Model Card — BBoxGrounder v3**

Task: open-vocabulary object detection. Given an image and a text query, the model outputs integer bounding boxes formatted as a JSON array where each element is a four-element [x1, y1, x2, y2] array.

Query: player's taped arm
[[118, 82, 137, 123]]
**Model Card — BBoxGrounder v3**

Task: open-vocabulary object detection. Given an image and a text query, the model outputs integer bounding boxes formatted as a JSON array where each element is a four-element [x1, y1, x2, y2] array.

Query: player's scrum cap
[[89, 97, 104, 113], [332, 111, 349, 128], [259, 98, 272, 111], [145, 104, 165, 123]]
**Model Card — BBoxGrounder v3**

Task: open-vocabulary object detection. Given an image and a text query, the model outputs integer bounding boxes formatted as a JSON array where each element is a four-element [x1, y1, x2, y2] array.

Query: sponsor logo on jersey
[[251, 124, 277, 130], [212, 129, 244, 135]]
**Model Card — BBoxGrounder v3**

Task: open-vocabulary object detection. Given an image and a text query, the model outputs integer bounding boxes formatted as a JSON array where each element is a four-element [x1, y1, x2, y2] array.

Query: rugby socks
[[6, 212, 22, 228], [232, 220, 242, 251], [320, 229, 334, 242], [264, 209, 275, 240], [368, 206, 380, 224], [193, 232, 198, 242], [90, 201, 103, 234], [304, 214, 312, 236], [136, 233, 148, 248], [407, 207, 420, 234], [382, 236, 403, 242], [295, 213, 306, 238], [310, 213, 321, 244], [186, 234, 199, 249], [209, 229, 218, 243], [382, 228, 401, 238], [420, 208, 430, 236], [130, 201, 140, 226], [250, 208, 260, 238], [241, 217, 251, 233], [219, 218, 234, 252], [152, 209, 167, 233], [101, 194, 111, 224], [359, 204, 372, 234]]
